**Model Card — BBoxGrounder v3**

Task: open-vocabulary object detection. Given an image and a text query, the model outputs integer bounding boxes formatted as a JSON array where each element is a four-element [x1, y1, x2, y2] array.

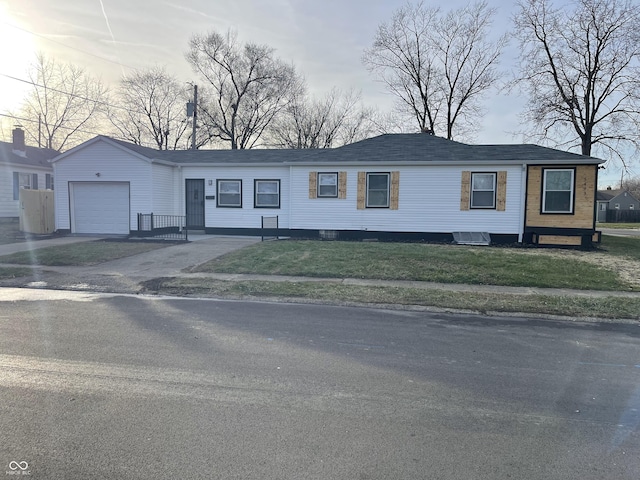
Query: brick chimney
[[12, 127, 26, 156]]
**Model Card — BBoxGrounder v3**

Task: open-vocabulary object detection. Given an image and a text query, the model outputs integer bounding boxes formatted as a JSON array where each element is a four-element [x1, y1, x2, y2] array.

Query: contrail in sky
[[98, 0, 126, 77]]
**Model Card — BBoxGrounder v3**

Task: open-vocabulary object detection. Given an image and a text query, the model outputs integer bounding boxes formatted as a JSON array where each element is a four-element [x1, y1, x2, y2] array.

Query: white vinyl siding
[[152, 164, 177, 215], [1, 168, 51, 218], [53, 140, 152, 231], [181, 166, 290, 229], [290, 165, 523, 234]]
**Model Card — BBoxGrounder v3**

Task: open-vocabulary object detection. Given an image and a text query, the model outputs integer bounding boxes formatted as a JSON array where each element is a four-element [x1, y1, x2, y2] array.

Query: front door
[[185, 179, 205, 229]]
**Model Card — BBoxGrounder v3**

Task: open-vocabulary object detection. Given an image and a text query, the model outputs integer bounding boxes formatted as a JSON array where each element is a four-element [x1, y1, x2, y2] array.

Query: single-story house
[[596, 188, 640, 222], [0, 128, 58, 219], [51, 133, 604, 247]]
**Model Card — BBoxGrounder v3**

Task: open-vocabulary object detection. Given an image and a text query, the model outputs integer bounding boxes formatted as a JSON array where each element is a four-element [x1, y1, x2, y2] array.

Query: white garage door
[[71, 182, 130, 234]]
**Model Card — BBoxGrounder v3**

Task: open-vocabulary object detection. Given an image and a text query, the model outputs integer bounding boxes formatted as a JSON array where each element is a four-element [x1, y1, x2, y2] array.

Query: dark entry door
[[185, 179, 205, 229]]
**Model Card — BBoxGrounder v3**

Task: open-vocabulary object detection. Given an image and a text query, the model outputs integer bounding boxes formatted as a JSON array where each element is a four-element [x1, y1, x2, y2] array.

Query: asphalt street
[[1, 288, 639, 479]]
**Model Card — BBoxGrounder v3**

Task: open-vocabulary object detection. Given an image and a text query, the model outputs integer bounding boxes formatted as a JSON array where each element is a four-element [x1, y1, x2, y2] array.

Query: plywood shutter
[[13, 172, 19, 200], [338, 171, 347, 199], [496, 171, 507, 211], [308, 171, 317, 199], [357, 171, 366, 209], [460, 171, 471, 211], [390, 171, 400, 210]]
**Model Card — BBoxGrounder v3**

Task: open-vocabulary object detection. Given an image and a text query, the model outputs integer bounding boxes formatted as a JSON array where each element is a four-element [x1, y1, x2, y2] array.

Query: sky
[[0, 0, 634, 187]]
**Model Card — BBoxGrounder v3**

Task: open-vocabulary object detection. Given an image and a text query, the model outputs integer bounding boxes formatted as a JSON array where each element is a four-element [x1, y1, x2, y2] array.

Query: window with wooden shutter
[[317, 173, 338, 197], [390, 171, 399, 210], [357, 172, 366, 209], [308, 171, 317, 199], [496, 171, 507, 211], [460, 171, 471, 210]]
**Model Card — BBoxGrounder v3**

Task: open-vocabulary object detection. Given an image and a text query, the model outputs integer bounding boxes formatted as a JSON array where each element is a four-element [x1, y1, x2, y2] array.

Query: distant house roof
[[0, 139, 58, 169], [597, 189, 640, 203], [51, 133, 605, 166]]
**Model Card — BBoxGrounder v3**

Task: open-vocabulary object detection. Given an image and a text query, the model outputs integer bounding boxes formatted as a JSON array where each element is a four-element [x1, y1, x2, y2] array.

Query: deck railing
[[134, 213, 188, 241]]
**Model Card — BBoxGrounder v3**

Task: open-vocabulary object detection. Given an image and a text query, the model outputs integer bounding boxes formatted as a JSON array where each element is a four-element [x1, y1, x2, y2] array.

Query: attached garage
[[69, 182, 130, 234]]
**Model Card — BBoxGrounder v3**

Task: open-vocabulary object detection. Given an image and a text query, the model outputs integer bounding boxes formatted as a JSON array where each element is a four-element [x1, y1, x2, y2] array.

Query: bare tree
[[109, 67, 192, 150], [16, 54, 108, 151], [363, 1, 506, 140], [622, 176, 640, 199], [513, 0, 640, 161], [186, 30, 303, 149], [269, 88, 378, 148]]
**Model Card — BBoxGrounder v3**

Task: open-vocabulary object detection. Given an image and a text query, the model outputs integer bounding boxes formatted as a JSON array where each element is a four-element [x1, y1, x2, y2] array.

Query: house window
[[542, 169, 574, 213], [317, 173, 338, 198], [217, 180, 242, 207], [254, 180, 280, 208], [366, 173, 390, 208], [630, 204, 635, 210], [46, 173, 54, 190], [614, 203, 620, 210], [599, 203, 606, 211], [13, 172, 37, 200], [470, 173, 496, 209]]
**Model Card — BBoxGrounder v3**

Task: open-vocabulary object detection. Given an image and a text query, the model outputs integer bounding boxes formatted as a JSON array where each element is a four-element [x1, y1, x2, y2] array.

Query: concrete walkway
[[0, 234, 639, 299], [600, 227, 640, 237]]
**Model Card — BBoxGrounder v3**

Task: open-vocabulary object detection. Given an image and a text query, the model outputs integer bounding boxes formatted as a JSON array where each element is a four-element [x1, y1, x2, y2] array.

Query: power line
[[0, 112, 107, 138], [0, 112, 174, 150], [0, 72, 129, 112]]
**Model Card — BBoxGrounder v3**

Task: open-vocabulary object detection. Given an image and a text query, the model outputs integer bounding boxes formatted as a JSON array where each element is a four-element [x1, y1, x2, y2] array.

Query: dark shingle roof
[[104, 136, 324, 164], [88, 133, 604, 165], [302, 133, 601, 164], [0, 140, 58, 168], [597, 189, 622, 201]]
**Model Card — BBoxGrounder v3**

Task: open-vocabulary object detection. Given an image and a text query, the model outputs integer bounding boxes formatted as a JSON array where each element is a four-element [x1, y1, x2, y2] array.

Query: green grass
[[599, 223, 640, 229], [191, 240, 628, 291], [0, 240, 169, 266], [0, 266, 33, 279], [143, 278, 640, 321], [0, 220, 26, 245], [599, 235, 640, 262]]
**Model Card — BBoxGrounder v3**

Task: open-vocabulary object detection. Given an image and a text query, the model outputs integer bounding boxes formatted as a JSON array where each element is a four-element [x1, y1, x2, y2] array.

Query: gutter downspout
[[518, 164, 527, 243]]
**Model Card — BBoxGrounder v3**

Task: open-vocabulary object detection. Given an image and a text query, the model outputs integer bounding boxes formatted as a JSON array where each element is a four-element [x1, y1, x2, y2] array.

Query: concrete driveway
[[0, 234, 261, 293]]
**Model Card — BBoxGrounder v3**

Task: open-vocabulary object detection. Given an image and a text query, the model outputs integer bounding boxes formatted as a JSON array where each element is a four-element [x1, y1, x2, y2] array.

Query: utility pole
[[191, 84, 197, 150]]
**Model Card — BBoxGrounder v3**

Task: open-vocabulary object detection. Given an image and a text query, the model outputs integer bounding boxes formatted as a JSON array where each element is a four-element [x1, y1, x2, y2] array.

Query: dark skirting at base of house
[[523, 227, 601, 248], [202, 227, 520, 245]]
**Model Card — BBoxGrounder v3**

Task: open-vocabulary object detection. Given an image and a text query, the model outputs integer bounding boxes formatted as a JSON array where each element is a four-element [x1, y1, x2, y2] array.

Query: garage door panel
[[71, 182, 130, 234]]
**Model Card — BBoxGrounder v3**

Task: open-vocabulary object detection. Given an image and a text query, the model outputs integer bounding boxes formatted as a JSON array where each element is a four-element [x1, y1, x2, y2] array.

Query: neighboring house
[[596, 188, 640, 222], [0, 128, 58, 219], [51, 133, 604, 247]]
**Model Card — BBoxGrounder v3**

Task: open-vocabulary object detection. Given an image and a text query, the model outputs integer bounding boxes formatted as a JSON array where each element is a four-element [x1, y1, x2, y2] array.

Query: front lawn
[[599, 235, 640, 262], [0, 240, 170, 266], [143, 278, 640, 320], [0, 266, 33, 279], [190, 240, 629, 291]]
